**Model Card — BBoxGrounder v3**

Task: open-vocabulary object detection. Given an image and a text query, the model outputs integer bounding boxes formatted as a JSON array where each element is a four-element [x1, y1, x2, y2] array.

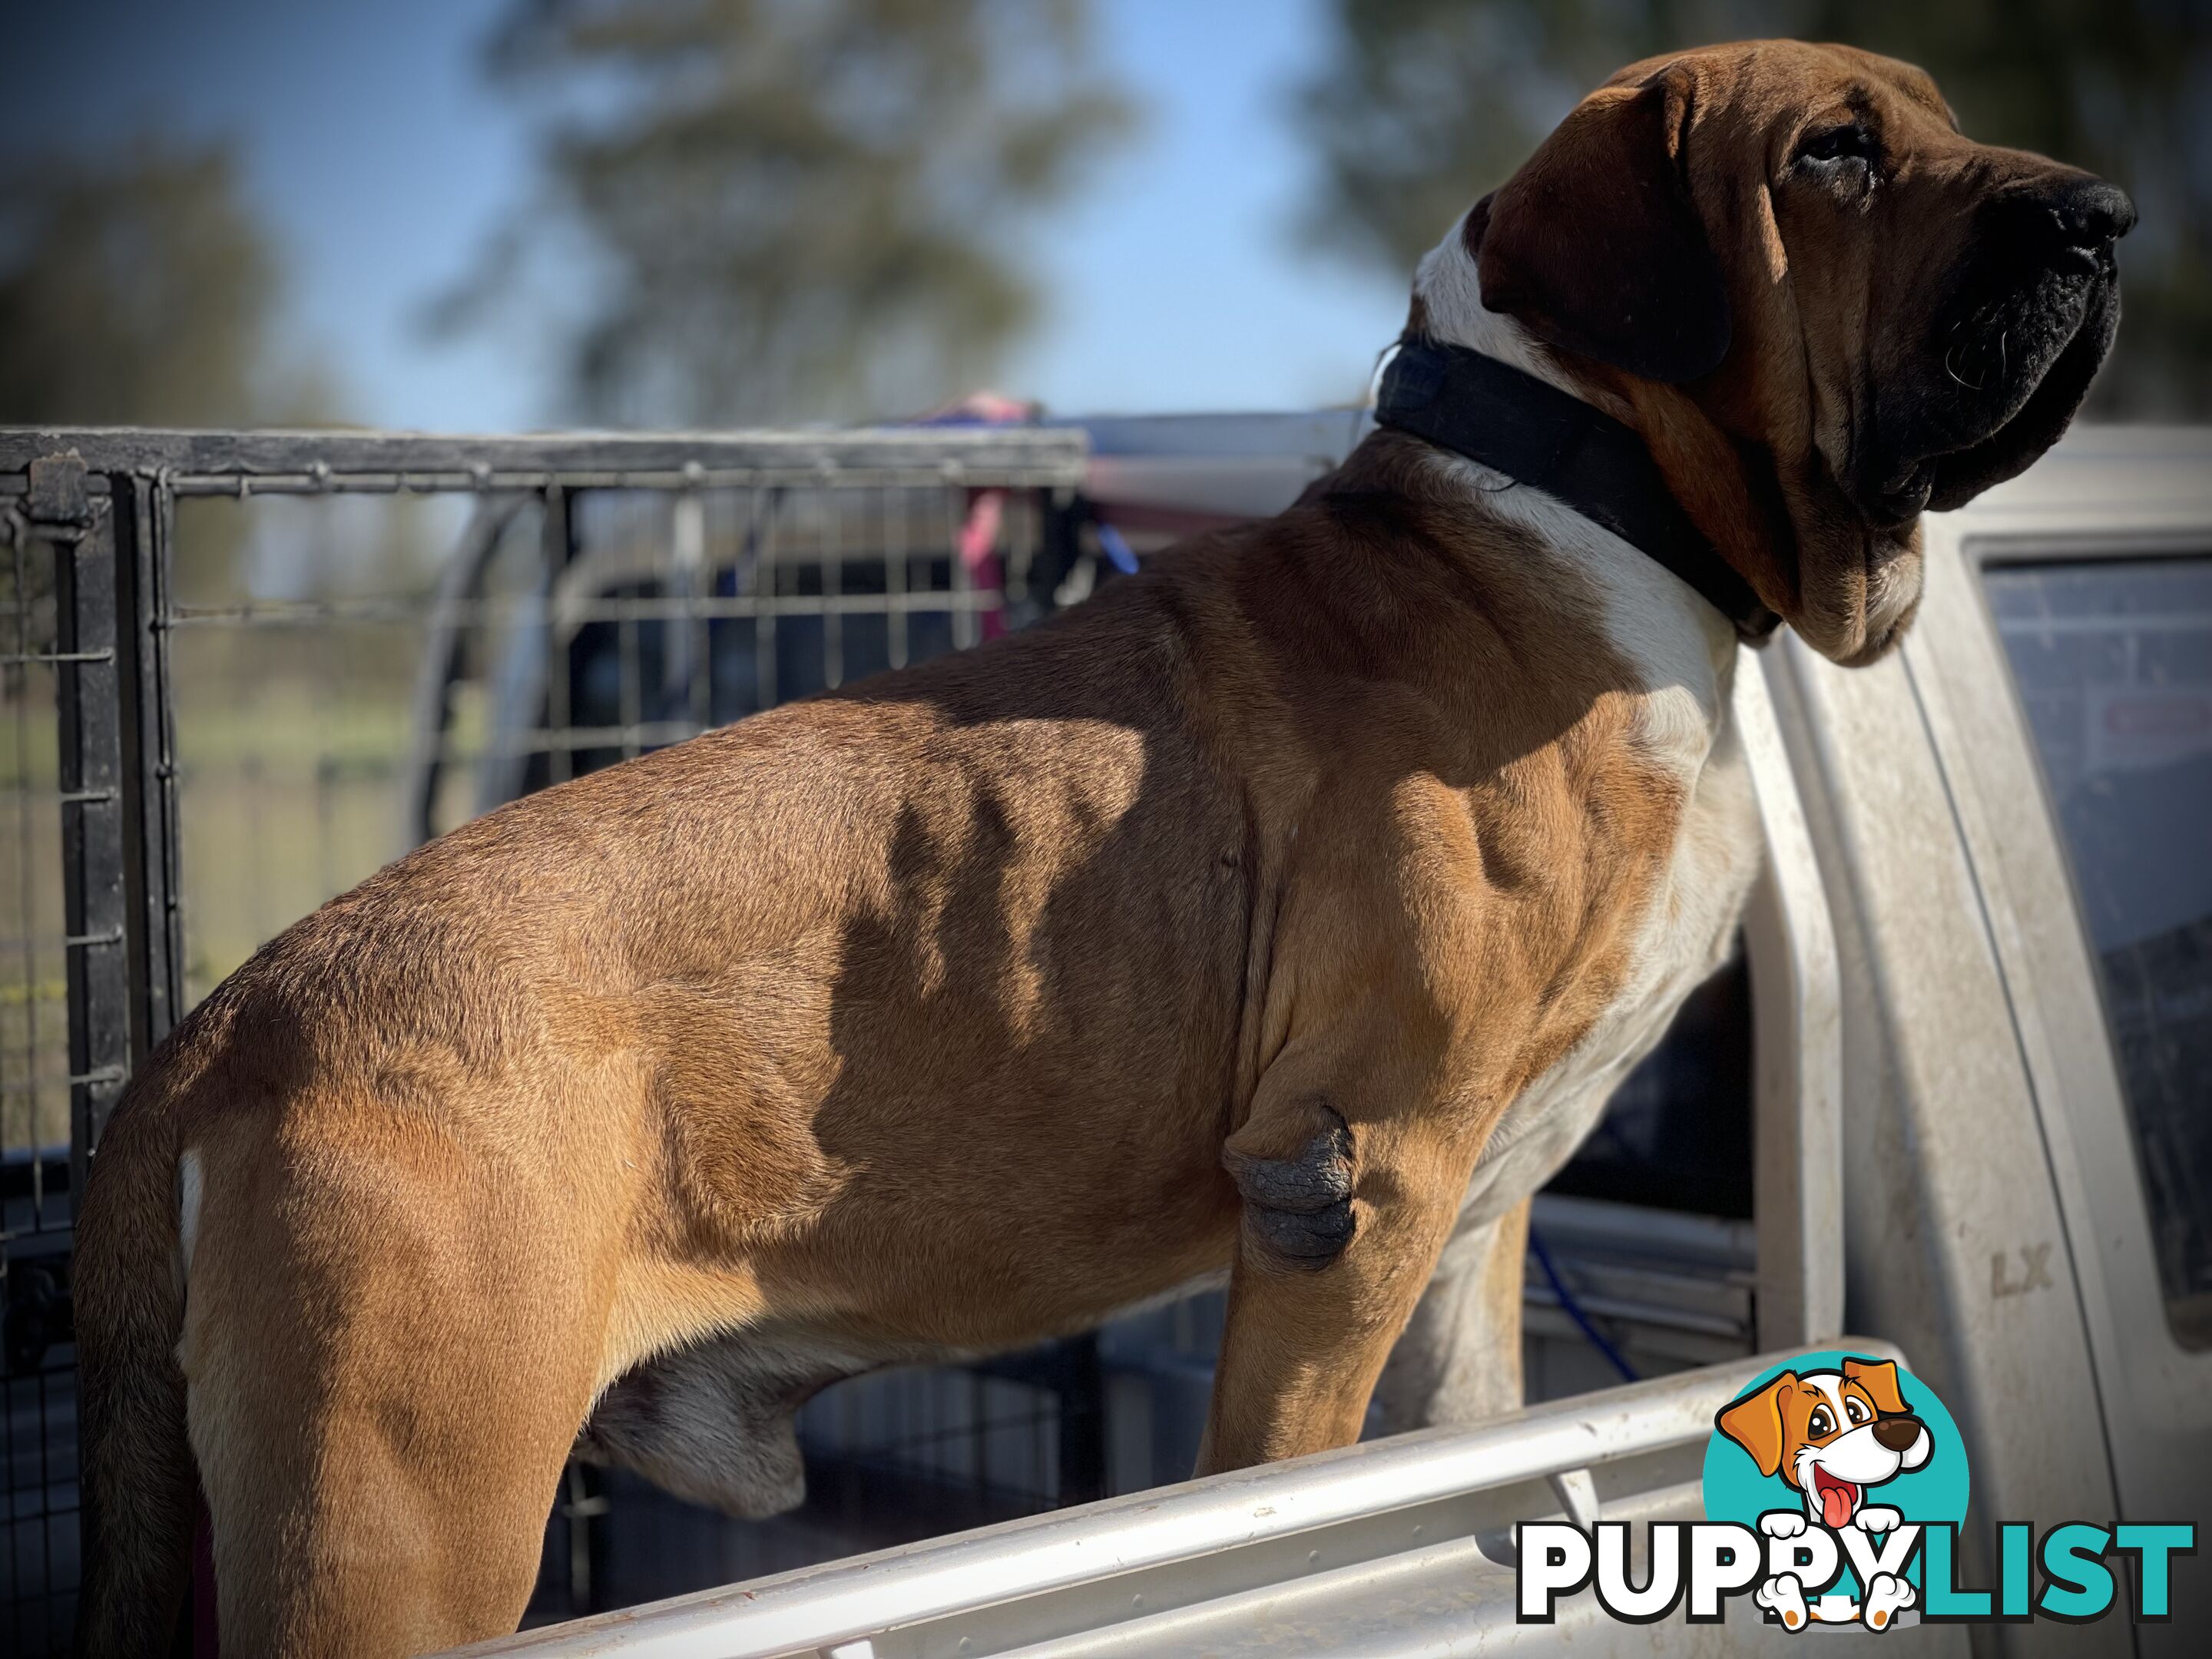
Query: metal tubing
[[1737, 646, 1846, 1350], [449, 1343, 1902, 1659], [0, 428, 1088, 492], [120, 476, 185, 1052], [35, 460, 131, 1202], [402, 497, 528, 847]]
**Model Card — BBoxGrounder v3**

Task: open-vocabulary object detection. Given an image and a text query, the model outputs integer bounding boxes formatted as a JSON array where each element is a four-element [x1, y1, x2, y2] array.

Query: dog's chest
[[1455, 571, 1763, 1229]]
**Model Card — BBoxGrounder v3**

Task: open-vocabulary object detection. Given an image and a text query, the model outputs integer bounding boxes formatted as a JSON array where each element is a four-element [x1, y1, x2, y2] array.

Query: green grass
[[173, 679, 422, 1000], [2, 670, 432, 1151]]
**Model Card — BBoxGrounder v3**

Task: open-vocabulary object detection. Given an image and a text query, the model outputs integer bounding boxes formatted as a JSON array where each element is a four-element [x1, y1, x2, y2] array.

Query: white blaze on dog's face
[[1717, 1358, 1932, 1529]]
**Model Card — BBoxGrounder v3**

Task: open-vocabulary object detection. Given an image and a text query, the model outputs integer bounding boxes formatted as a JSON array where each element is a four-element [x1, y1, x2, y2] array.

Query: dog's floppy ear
[[1472, 65, 1731, 383], [1843, 1357, 1909, 1416], [1717, 1372, 1796, 1479]]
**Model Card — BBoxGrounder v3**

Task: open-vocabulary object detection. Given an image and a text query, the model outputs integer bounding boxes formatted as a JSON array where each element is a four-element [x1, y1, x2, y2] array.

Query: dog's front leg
[[1196, 1079, 1480, 1473], [1369, 1195, 1531, 1434]]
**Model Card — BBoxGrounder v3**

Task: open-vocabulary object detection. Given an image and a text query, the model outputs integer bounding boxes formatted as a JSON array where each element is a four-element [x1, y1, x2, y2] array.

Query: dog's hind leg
[[180, 1112, 611, 1657]]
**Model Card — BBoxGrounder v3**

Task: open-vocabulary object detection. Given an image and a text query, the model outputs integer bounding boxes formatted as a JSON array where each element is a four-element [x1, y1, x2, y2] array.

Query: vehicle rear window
[[1984, 556, 2212, 1349]]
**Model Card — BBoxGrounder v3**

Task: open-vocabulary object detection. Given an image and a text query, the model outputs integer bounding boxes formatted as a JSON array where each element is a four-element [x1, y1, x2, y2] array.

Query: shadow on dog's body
[[74, 38, 2130, 1654]]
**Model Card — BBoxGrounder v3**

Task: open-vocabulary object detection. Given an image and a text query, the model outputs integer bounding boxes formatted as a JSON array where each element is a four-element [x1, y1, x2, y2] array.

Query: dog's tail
[[71, 1073, 197, 1657]]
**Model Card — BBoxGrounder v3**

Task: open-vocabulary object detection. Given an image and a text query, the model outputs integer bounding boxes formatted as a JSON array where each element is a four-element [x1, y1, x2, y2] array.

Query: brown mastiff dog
[[75, 39, 2129, 1656]]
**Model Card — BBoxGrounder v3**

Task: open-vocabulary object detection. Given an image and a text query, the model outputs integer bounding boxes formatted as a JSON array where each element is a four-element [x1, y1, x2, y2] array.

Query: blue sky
[[10, 0, 1416, 430]]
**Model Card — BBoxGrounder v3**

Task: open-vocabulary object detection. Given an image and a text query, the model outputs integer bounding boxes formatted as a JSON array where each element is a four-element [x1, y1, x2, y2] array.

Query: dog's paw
[[1857, 1505, 1902, 1535], [1760, 1510, 1808, 1539], [1757, 1573, 1810, 1631], [1863, 1572, 1916, 1630]]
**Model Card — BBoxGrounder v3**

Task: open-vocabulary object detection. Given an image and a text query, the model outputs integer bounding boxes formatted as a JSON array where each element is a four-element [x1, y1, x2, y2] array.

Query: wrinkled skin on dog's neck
[[1426, 39, 2130, 666]]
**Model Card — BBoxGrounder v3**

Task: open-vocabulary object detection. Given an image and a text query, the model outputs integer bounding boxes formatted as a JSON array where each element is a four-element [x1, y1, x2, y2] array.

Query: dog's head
[[1425, 39, 2131, 664], [1717, 1358, 1933, 1529]]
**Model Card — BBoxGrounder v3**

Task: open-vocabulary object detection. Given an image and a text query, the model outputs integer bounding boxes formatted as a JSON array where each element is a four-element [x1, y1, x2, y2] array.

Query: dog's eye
[[1846, 1397, 1871, 1425], [1808, 1406, 1834, 1438], [1798, 124, 1876, 167]]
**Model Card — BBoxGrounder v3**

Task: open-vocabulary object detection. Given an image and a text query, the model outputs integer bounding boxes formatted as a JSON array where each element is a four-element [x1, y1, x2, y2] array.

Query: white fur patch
[[1405, 217, 1764, 1230], [1412, 212, 1584, 396]]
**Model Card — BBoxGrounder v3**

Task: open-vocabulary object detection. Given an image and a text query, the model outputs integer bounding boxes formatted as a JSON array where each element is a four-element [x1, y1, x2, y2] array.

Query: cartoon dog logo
[[1715, 1357, 1934, 1631]]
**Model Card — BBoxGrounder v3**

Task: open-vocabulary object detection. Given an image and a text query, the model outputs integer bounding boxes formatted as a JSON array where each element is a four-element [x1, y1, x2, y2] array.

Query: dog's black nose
[[1873, 1414, 1923, 1453], [2045, 177, 2136, 248]]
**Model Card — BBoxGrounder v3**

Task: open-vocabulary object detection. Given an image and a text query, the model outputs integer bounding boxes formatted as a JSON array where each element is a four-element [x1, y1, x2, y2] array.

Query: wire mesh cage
[[155, 446, 1076, 1003], [0, 426, 1207, 1641]]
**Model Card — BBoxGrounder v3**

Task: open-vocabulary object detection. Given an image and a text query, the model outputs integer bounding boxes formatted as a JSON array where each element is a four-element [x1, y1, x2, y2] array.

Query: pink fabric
[[959, 489, 1008, 640]]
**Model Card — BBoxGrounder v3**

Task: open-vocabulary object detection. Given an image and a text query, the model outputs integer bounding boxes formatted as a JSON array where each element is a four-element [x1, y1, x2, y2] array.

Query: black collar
[[1374, 336, 1780, 643]]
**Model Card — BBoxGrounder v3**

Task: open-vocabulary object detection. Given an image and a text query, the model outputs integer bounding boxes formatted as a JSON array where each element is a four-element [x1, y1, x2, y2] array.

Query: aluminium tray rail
[[451, 1342, 1912, 1658]]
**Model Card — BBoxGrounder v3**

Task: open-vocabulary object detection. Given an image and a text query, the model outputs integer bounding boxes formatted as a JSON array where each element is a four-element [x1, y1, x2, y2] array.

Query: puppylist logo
[[1707, 1354, 1960, 1629], [1518, 1351, 2196, 1631]]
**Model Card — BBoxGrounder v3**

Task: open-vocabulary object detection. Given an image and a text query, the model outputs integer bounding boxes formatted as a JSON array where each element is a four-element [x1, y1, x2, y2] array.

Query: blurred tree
[[0, 141, 315, 426], [0, 140, 339, 603], [444, 0, 1136, 426], [1294, 0, 2212, 416]]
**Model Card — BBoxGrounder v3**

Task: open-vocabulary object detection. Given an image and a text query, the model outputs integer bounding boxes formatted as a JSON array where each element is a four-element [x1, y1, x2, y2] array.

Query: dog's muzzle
[[1857, 173, 2134, 522]]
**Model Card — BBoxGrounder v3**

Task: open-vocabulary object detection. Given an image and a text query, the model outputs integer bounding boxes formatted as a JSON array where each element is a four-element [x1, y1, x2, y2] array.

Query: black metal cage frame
[[0, 424, 1101, 1645]]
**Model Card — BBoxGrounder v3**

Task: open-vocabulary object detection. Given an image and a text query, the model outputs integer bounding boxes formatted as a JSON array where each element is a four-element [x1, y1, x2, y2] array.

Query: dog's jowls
[[73, 39, 2127, 1656]]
